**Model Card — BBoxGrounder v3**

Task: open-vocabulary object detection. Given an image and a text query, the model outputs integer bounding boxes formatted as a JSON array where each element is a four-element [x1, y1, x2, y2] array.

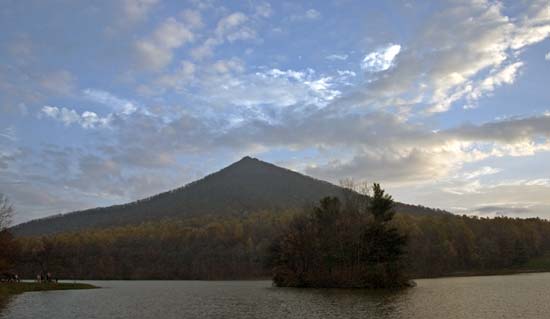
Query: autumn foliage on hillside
[[12, 195, 550, 281]]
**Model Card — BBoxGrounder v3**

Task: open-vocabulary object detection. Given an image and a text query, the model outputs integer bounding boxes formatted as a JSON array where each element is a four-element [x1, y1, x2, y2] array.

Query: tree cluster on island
[[268, 183, 409, 288]]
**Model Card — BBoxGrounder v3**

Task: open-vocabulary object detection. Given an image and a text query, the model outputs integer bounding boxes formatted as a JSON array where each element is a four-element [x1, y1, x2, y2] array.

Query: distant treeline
[[12, 205, 550, 280]]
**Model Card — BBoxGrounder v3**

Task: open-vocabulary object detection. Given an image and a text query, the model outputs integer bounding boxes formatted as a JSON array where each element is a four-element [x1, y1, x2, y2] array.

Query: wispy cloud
[[83, 89, 138, 115], [326, 54, 348, 61], [0, 127, 17, 142], [461, 167, 501, 180]]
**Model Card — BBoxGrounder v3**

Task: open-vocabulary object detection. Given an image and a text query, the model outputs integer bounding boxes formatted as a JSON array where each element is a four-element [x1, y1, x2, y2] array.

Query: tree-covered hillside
[[12, 157, 447, 237], [14, 207, 550, 280]]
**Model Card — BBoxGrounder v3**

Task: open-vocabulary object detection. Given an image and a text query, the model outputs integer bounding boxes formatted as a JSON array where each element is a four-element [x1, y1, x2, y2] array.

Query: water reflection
[[273, 285, 410, 317]]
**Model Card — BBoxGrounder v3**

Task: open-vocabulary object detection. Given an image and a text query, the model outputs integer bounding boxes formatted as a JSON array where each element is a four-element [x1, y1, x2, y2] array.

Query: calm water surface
[[2, 273, 550, 318]]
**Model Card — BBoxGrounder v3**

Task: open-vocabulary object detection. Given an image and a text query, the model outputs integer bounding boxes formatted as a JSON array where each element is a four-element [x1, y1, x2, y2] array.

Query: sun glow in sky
[[1, 0, 550, 223]]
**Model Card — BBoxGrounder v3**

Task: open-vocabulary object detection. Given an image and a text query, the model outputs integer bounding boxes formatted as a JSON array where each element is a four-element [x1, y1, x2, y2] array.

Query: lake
[[2, 273, 550, 318]]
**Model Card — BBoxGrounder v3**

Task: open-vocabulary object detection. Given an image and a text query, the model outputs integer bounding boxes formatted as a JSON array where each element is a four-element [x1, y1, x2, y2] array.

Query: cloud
[[464, 62, 523, 109], [546, 52, 550, 61], [215, 12, 250, 39], [361, 44, 401, 73], [444, 114, 550, 144], [356, 0, 550, 114], [254, 2, 272, 18], [83, 89, 138, 115], [292, 9, 321, 21], [461, 166, 501, 180], [0, 127, 17, 142], [305, 9, 321, 19], [42, 106, 79, 125], [151, 60, 196, 93], [135, 17, 194, 70], [196, 67, 342, 111], [439, 179, 550, 218], [40, 90, 141, 128], [326, 54, 349, 61], [180, 9, 203, 29], [337, 70, 356, 77], [164, 104, 546, 189], [41, 105, 110, 128], [307, 148, 455, 185], [190, 12, 257, 60]]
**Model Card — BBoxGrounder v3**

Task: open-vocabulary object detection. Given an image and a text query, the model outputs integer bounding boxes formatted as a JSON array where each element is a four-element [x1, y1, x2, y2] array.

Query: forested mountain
[[15, 210, 550, 280], [12, 156, 447, 237]]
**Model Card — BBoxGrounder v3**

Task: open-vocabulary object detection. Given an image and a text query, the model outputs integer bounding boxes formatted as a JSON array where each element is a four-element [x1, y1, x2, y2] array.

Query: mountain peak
[[12, 157, 448, 236], [229, 156, 268, 169], [239, 155, 257, 162]]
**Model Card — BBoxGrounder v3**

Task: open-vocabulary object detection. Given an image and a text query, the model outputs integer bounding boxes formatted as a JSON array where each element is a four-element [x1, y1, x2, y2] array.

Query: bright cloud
[[361, 44, 401, 73], [198, 67, 342, 110], [305, 9, 321, 20], [461, 166, 501, 180], [41, 106, 110, 128], [360, 1, 550, 114]]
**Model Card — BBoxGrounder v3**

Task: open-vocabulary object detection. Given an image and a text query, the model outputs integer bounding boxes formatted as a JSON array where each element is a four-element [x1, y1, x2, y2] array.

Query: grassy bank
[[0, 282, 97, 297]]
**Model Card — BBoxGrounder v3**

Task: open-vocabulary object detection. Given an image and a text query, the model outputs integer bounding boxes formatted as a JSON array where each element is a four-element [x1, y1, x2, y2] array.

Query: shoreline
[[0, 282, 97, 297], [413, 268, 550, 280], [15, 269, 550, 282]]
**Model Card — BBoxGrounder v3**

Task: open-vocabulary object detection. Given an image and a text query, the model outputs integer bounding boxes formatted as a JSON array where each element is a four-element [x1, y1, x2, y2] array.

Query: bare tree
[[339, 178, 370, 213], [0, 194, 13, 230]]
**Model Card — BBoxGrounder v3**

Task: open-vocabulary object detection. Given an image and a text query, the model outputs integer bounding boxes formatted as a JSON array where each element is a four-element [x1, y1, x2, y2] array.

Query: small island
[[268, 183, 411, 288]]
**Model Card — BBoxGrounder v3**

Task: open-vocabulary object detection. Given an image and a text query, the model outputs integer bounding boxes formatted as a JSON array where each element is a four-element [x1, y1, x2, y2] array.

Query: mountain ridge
[[12, 156, 448, 236]]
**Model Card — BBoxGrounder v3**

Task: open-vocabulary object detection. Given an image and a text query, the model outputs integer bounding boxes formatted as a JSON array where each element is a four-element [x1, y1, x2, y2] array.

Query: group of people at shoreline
[[1, 272, 20, 283], [36, 272, 58, 283], [0, 272, 60, 283]]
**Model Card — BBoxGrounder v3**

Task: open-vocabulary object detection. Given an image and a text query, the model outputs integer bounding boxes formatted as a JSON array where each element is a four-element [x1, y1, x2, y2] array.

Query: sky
[[1, 0, 550, 224]]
